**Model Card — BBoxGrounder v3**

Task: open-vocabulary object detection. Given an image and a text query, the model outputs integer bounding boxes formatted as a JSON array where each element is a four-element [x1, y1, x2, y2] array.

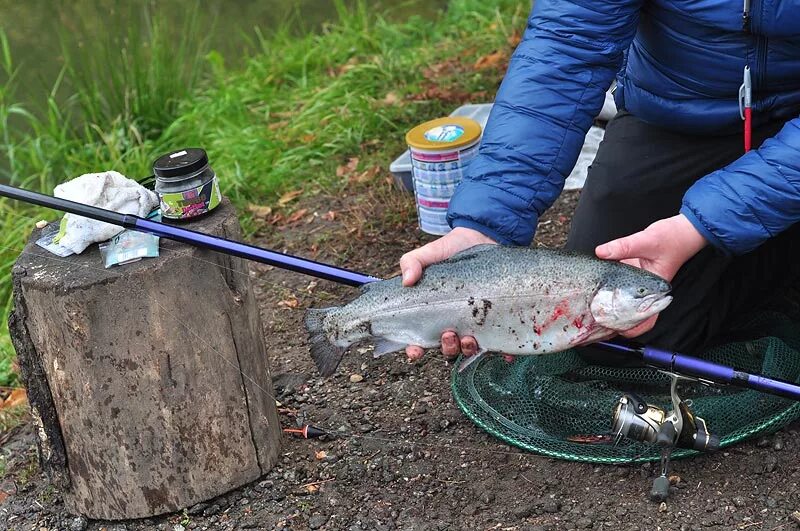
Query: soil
[[2, 174, 800, 531]]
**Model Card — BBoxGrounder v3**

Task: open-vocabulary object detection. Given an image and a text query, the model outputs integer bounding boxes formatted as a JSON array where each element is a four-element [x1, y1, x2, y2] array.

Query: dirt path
[[2, 178, 800, 531]]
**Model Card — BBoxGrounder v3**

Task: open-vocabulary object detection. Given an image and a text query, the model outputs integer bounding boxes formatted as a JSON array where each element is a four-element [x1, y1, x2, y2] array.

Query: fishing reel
[[612, 373, 719, 501]]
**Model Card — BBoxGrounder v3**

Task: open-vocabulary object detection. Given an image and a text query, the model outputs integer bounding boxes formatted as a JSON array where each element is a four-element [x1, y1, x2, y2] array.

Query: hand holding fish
[[399, 227, 496, 362], [594, 213, 708, 338]]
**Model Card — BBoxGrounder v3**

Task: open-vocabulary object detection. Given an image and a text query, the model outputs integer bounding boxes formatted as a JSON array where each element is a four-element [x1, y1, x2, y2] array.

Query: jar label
[[423, 124, 464, 143], [159, 176, 222, 219]]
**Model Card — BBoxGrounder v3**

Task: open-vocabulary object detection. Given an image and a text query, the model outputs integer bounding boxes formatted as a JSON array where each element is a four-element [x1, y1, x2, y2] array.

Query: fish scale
[[305, 245, 673, 376]]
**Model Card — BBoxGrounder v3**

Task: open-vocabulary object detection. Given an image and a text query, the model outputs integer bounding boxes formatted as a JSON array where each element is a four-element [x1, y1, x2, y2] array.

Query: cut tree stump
[[8, 198, 282, 520]]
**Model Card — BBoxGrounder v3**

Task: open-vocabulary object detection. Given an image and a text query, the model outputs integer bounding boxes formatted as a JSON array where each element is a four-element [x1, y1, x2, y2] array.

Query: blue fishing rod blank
[[3, 183, 800, 401]]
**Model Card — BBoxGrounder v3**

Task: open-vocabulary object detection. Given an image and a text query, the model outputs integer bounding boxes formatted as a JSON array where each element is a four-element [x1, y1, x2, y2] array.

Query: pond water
[[0, 0, 447, 106]]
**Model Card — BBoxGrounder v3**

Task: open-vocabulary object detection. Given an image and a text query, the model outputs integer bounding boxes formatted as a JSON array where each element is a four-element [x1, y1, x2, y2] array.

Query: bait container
[[153, 148, 222, 220], [405, 117, 482, 235]]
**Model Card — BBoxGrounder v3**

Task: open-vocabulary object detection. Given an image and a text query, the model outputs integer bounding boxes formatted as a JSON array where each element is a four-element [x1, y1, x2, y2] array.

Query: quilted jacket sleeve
[[447, 0, 643, 245], [681, 116, 800, 256]]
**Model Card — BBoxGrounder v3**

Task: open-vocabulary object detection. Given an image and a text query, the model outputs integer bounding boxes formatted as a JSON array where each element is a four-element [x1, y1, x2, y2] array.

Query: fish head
[[590, 269, 672, 332]]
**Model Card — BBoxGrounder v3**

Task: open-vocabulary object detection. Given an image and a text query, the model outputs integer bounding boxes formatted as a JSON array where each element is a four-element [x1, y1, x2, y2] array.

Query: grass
[[0, 0, 527, 387]]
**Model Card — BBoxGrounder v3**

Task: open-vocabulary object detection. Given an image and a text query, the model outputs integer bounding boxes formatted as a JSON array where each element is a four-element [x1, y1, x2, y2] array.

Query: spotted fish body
[[305, 245, 672, 376]]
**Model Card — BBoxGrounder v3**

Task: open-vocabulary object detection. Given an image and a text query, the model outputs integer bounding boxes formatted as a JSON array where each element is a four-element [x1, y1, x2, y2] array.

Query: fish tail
[[305, 308, 346, 377]]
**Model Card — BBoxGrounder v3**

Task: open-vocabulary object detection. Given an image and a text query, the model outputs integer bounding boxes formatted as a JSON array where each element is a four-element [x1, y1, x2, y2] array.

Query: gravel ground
[[2, 178, 800, 531]]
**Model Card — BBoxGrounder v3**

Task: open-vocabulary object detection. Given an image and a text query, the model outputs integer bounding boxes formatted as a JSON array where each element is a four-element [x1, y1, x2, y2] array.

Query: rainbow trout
[[305, 245, 672, 376]]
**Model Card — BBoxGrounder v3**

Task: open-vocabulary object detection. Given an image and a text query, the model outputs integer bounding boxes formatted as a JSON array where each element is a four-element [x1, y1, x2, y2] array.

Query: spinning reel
[[612, 373, 720, 501]]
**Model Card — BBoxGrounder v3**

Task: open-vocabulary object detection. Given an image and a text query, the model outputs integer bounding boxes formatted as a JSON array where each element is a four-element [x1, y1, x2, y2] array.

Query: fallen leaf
[[286, 208, 309, 224], [305, 280, 318, 293], [247, 204, 273, 219], [336, 157, 360, 178], [354, 166, 381, 183], [1, 388, 27, 410], [508, 29, 522, 48], [306, 484, 319, 494], [382, 92, 400, 105], [315, 450, 327, 460], [474, 50, 507, 70], [278, 298, 300, 309], [300, 134, 317, 144], [268, 120, 290, 131], [278, 190, 303, 206], [322, 211, 336, 221]]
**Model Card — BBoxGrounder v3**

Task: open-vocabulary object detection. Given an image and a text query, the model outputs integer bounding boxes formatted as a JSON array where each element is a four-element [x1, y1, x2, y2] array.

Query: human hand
[[594, 213, 708, 338], [399, 227, 496, 361]]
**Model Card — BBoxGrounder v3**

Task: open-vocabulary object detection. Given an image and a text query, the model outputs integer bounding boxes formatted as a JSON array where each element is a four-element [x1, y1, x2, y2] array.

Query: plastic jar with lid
[[153, 148, 222, 220]]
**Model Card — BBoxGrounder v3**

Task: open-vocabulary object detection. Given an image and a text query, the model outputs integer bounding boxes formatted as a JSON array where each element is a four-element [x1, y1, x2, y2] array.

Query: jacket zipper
[[748, 0, 768, 94]]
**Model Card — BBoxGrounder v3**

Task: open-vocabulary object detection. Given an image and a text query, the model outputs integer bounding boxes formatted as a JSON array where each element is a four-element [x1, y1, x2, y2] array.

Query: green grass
[[0, 0, 527, 387]]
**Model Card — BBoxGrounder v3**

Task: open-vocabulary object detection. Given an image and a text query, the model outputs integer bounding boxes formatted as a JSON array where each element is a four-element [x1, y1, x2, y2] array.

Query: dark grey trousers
[[564, 111, 799, 357]]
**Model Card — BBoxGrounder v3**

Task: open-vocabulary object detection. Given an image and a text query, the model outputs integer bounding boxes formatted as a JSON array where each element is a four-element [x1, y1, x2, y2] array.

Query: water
[[0, 0, 446, 107]]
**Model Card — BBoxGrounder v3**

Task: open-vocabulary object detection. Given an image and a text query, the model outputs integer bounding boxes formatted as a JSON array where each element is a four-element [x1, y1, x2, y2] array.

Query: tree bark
[[8, 199, 281, 520]]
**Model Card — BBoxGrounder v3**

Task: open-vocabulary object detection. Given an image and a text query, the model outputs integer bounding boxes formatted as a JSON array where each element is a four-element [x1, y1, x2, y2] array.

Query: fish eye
[[636, 287, 648, 296]]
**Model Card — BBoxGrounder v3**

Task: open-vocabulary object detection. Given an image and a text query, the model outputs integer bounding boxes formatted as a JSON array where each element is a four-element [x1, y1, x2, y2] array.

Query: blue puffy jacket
[[447, 0, 800, 256]]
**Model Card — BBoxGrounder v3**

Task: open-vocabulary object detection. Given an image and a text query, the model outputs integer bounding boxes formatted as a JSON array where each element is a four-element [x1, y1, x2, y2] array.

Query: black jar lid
[[153, 148, 209, 179]]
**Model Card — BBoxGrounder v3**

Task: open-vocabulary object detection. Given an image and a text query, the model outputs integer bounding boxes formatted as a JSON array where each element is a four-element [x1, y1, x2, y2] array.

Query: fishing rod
[[3, 182, 800, 403]]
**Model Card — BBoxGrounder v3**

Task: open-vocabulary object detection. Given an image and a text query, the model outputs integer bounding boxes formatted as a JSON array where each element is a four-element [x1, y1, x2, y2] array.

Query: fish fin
[[442, 244, 498, 265], [359, 281, 380, 293], [372, 338, 406, 357], [305, 308, 346, 377], [457, 351, 486, 373]]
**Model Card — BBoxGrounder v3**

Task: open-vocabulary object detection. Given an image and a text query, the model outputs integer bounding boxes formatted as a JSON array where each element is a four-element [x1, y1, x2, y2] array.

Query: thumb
[[399, 241, 451, 287], [596, 231, 654, 261]]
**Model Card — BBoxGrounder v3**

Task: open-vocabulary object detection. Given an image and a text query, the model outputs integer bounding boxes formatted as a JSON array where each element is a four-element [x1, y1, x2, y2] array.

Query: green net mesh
[[451, 312, 800, 464]]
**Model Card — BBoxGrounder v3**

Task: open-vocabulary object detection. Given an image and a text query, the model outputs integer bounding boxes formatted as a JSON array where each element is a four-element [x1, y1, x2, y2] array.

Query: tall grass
[[0, 0, 527, 387]]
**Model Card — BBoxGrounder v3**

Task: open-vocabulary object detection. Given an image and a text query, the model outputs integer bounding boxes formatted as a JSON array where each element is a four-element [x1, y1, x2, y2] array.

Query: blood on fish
[[573, 315, 584, 329], [549, 300, 570, 322]]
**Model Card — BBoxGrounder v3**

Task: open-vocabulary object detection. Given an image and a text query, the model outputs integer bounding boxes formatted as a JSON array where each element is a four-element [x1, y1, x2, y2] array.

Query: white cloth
[[53, 171, 159, 254]]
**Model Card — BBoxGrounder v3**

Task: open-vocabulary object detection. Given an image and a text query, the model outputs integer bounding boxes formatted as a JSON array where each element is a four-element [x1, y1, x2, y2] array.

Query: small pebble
[[659, 502, 668, 513], [309, 515, 329, 529], [350, 374, 364, 383], [70, 517, 88, 531], [188, 502, 208, 515], [35, 220, 48, 229], [790, 511, 800, 525]]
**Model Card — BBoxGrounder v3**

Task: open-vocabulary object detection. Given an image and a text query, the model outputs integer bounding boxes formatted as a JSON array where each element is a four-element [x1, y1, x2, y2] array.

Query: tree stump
[[8, 199, 282, 520]]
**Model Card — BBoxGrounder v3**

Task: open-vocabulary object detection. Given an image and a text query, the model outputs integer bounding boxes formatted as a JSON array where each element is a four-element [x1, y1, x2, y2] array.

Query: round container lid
[[405, 117, 482, 151], [153, 148, 209, 179]]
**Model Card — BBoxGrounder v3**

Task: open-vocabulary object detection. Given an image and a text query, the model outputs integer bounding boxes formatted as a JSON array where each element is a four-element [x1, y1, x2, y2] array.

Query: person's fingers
[[400, 228, 498, 287], [596, 230, 658, 262], [441, 331, 461, 359], [399, 240, 454, 287], [503, 354, 515, 363], [406, 345, 424, 361], [460, 336, 479, 357], [399, 252, 424, 287]]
